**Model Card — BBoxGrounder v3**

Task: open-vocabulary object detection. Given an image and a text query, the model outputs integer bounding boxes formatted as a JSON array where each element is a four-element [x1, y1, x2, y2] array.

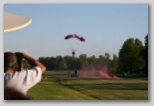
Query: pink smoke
[[113, 75, 121, 80], [78, 65, 120, 80], [99, 72, 112, 79]]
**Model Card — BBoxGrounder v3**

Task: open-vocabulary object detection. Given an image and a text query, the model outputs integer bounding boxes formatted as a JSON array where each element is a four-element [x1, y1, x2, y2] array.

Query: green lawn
[[27, 71, 148, 100]]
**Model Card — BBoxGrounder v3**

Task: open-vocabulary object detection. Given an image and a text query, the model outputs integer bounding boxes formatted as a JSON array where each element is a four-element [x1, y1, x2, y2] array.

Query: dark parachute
[[65, 34, 85, 42]]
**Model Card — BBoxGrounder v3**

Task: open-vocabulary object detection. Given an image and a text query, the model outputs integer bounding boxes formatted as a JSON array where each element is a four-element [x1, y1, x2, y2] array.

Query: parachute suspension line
[[64, 34, 85, 57]]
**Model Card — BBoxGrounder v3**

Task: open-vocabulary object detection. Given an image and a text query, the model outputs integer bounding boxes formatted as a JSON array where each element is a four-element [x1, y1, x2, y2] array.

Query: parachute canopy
[[65, 34, 85, 42]]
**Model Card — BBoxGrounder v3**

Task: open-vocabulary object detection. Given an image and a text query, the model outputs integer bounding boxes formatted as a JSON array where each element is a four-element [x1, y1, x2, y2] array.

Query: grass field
[[27, 71, 148, 100]]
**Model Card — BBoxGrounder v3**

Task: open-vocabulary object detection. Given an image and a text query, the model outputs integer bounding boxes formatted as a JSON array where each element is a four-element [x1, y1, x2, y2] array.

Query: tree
[[88, 55, 96, 66], [104, 52, 111, 68], [105, 53, 110, 60], [141, 34, 148, 75], [111, 54, 119, 74], [79, 54, 88, 68], [55, 56, 67, 70], [119, 38, 145, 75]]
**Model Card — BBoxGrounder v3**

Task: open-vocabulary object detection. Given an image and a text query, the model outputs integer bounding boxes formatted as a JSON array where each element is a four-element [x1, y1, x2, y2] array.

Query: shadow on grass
[[60, 82, 148, 91]]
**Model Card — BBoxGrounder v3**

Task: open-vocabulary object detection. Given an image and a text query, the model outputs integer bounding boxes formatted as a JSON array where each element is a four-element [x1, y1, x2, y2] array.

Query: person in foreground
[[4, 87, 32, 100], [4, 52, 46, 99]]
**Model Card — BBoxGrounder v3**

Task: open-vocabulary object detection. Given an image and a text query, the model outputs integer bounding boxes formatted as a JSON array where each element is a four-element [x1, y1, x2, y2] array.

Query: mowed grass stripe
[[28, 81, 94, 100], [57, 78, 148, 100]]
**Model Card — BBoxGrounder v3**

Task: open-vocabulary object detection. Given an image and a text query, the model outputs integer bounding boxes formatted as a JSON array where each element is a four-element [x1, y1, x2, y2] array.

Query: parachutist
[[72, 50, 75, 57]]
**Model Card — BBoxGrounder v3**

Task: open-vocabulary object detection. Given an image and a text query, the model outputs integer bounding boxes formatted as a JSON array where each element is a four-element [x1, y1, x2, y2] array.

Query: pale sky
[[4, 4, 148, 59]]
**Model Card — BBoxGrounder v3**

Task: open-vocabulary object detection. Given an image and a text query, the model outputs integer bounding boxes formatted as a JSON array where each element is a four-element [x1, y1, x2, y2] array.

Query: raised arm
[[15, 52, 46, 73]]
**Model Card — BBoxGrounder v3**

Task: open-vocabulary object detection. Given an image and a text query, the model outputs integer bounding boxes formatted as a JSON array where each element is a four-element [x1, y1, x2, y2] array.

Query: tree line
[[23, 34, 148, 76]]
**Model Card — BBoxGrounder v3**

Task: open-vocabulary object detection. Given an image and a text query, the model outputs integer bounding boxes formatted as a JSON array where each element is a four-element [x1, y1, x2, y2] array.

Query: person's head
[[4, 52, 18, 73]]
